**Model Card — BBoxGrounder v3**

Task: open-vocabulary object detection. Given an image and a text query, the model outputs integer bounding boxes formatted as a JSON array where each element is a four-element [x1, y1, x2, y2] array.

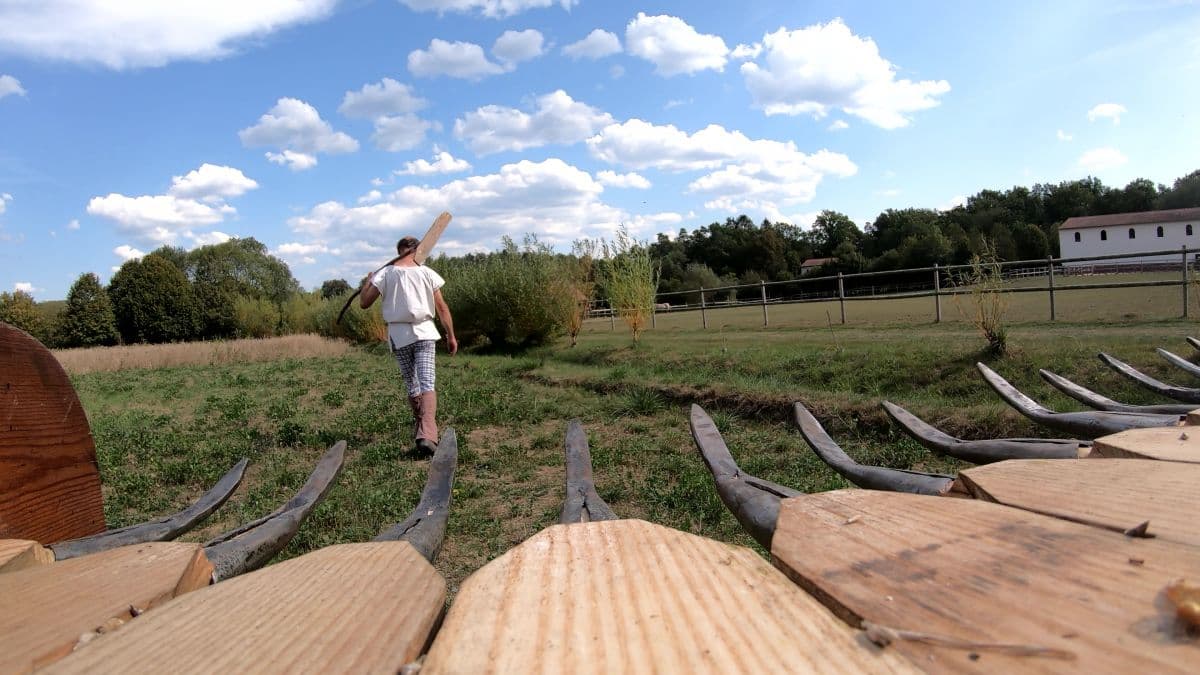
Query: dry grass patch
[[54, 334, 352, 374]]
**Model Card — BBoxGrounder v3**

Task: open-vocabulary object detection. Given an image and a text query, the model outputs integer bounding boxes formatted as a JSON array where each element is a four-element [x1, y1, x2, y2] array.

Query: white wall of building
[[1058, 219, 1200, 265]]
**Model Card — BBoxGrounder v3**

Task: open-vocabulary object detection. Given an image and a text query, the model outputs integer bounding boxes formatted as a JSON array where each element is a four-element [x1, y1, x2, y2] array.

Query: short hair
[[396, 236, 420, 256]]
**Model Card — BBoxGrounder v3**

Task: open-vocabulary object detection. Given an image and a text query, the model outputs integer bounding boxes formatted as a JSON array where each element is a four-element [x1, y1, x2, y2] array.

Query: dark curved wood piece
[[792, 402, 955, 495], [689, 404, 801, 549], [1187, 336, 1200, 352], [1038, 369, 1198, 414], [881, 401, 1086, 463], [977, 362, 1181, 438], [559, 420, 617, 524], [204, 441, 346, 581], [0, 322, 106, 543], [1157, 347, 1200, 380], [374, 428, 458, 563], [1099, 352, 1200, 403], [50, 458, 248, 560]]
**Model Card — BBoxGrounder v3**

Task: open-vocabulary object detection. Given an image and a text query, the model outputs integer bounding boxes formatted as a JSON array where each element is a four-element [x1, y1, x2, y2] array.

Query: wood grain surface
[[0, 538, 54, 573], [955, 458, 1200, 547], [0, 323, 105, 543], [47, 542, 445, 675], [0, 542, 212, 673], [1090, 426, 1200, 463], [423, 519, 918, 674], [773, 490, 1200, 673]]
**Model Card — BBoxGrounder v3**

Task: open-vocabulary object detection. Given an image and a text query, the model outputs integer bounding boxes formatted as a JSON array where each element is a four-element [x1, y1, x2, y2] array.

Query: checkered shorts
[[391, 339, 437, 397]]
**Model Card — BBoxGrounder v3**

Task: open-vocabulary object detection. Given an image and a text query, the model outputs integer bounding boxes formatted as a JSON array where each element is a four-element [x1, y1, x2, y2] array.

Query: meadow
[[63, 308, 1200, 594]]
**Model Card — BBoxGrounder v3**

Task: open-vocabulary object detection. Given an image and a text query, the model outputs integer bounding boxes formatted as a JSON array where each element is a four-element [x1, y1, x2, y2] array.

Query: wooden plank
[[1091, 426, 1200, 463], [1185, 409, 1200, 425], [0, 542, 212, 672], [0, 538, 54, 573], [0, 323, 106, 543], [773, 490, 1200, 673], [955, 458, 1200, 548], [48, 542, 445, 675], [423, 519, 918, 674]]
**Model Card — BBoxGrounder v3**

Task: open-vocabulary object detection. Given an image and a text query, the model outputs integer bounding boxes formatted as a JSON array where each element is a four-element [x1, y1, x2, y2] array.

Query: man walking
[[359, 235, 457, 455]]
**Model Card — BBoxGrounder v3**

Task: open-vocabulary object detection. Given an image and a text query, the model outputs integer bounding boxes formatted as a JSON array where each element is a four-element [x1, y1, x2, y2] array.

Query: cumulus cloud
[[937, 195, 966, 211], [339, 78, 427, 118], [0, 192, 10, 215], [372, 114, 436, 152], [563, 29, 621, 59], [408, 39, 506, 80], [0, 74, 26, 99], [731, 43, 762, 60], [14, 282, 34, 293], [0, 1, 336, 69], [626, 13, 729, 76], [358, 190, 383, 204], [1056, 129, 1073, 141], [493, 29, 545, 67], [596, 170, 651, 189], [740, 19, 950, 129], [454, 90, 614, 155], [396, 0, 577, 19], [114, 244, 146, 261], [190, 230, 232, 246], [828, 119, 849, 131], [1087, 103, 1126, 124], [239, 98, 358, 170], [397, 151, 473, 175], [1078, 147, 1128, 171], [168, 163, 258, 200], [67, 219, 80, 230]]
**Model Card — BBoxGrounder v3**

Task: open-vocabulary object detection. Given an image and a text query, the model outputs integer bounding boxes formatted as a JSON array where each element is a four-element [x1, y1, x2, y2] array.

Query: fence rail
[[588, 245, 1197, 328]]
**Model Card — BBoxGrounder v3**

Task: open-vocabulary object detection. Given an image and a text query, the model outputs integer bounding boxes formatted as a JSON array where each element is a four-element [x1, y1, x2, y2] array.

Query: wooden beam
[[0, 538, 53, 573], [1091, 427, 1200, 463]]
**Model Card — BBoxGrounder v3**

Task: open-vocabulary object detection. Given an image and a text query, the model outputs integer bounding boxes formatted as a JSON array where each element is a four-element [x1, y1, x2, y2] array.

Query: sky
[[1, 0, 1198, 299]]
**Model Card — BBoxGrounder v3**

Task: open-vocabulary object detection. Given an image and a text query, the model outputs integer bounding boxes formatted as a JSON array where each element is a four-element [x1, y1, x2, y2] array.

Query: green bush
[[0, 290, 46, 340], [313, 291, 386, 345], [233, 295, 281, 338], [280, 291, 323, 335], [55, 272, 119, 348]]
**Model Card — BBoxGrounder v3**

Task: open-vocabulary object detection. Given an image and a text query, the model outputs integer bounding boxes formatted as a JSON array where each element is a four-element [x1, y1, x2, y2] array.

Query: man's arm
[[359, 276, 381, 309], [433, 289, 458, 355]]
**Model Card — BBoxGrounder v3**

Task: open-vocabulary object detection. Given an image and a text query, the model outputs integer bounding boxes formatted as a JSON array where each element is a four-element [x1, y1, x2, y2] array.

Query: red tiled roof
[[800, 257, 836, 267], [1060, 207, 1200, 230]]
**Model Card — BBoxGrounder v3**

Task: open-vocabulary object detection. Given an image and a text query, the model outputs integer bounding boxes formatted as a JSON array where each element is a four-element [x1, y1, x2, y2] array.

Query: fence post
[[1183, 245, 1190, 319], [609, 306, 615, 331], [1047, 256, 1056, 321], [933, 263, 941, 323], [700, 286, 708, 329], [760, 281, 768, 327], [651, 302, 656, 329], [837, 272, 846, 325]]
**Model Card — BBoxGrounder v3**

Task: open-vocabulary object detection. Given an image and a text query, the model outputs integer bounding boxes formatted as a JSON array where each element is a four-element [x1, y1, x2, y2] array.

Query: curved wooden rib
[[1099, 352, 1200, 403], [792, 402, 954, 495], [50, 459, 248, 560], [1157, 347, 1200, 380], [977, 363, 1181, 438], [1187, 336, 1200, 352], [559, 420, 617, 524], [1038, 369, 1198, 414], [204, 441, 346, 581], [689, 404, 800, 549], [374, 429, 458, 562], [881, 401, 1085, 463]]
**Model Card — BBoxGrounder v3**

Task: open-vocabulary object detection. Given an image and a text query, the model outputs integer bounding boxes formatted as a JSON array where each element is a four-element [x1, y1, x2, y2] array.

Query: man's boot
[[415, 390, 438, 455]]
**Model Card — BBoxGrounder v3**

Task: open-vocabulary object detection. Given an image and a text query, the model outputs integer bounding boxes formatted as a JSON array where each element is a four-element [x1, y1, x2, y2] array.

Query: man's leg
[[413, 340, 438, 451], [392, 342, 423, 445]]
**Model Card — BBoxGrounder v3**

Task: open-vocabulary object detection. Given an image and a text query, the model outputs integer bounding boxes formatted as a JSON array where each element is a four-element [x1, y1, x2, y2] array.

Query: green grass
[[72, 317, 1200, 594]]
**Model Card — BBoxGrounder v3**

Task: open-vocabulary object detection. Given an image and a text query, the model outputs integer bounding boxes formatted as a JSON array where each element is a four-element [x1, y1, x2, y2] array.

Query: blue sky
[[1, 0, 1198, 299]]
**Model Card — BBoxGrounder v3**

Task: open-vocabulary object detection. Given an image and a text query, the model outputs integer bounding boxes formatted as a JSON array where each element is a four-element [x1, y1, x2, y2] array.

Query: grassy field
[[67, 315, 1200, 595]]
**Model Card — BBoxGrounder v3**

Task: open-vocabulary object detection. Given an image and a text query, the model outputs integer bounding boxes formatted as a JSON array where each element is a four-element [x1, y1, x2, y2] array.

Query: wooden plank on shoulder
[[47, 542, 445, 675], [423, 519, 918, 674], [0, 538, 54, 573], [773, 490, 1200, 674], [956, 458, 1200, 547], [0, 541, 212, 672], [1090, 427, 1200, 463]]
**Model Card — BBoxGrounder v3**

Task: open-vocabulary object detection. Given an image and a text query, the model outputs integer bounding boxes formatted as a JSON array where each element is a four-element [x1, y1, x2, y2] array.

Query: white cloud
[[731, 43, 762, 60], [938, 195, 966, 211], [114, 245, 146, 262], [0, 192, 10, 214], [0, 1, 336, 69], [493, 29, 545, 67], [396, 0, 577, 19], [67, 219, 80, 230], [741, 19, 950, 129], [277, 242, 330, 256], [168, 163, 258, 200], [397, 151, 473, 175], [358, 190, 383, 204], [596, 170, 651, 189], [408, 39, 506, 80], [664, 98, 691, 110], [239, 98, 358, 170], [626, 13, 729, 76], [188, 230, 232, 246], [1056, 129, 1073, 141], [339, 78, 427, 118], [828, 119, 849, 131], [372, 114, 436, 152], [1087, 103, 1126, 124], [454, 90, 614, 154], [1078, 147, 1128, 171], [563, 29, 621, 59], [0, 74, 26, 99], [14, 282, 34, 293]]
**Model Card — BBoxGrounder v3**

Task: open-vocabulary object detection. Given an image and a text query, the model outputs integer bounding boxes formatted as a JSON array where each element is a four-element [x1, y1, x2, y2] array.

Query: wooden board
[[1091, 426, 1200, 463], [1185, 409, 1200, 426], [0, 322, 106, 543], [48, 542, 445, 675], [0, 538, 54, 573], [954, 458, 1200, 548], [0, 542, 212, 672], [772, 490, 1200, 673], [423, 519, 918, 674]]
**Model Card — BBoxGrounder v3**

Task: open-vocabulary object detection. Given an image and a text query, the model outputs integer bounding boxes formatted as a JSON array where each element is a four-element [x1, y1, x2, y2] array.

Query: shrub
[[954, 242, 1009, 355], [233, 295, 281, 338], [602, 226, 659, 344], [313, 292, 387, 346], [0, 290, 46, 340], [55, 272, 119, 348], [279, 291, 324, 335]]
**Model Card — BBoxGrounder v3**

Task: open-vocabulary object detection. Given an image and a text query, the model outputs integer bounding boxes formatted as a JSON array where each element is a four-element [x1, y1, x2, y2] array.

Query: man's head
[[396, 236, 420, 258]]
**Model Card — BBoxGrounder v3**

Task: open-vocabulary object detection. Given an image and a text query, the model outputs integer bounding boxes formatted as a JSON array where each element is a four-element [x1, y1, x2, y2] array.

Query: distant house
[[800, 257, 837, 276], [1058, 207, 1200, 266]]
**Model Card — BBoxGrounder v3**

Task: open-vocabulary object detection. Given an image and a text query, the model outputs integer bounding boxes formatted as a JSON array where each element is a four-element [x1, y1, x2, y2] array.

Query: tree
[[108, 254, 200, 344], [184, 238, 300, 338], [55, 273, 119, 347], [319, 279, 352, 299], [602, 226, 659, 344], [1159, 170, 1200, 210], [0, 290, 45, 338], [809, 210, 862, 258]]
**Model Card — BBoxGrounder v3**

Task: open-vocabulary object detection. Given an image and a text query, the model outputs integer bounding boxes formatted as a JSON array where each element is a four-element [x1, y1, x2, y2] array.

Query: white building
[[1058, 207, 1200, 267]]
